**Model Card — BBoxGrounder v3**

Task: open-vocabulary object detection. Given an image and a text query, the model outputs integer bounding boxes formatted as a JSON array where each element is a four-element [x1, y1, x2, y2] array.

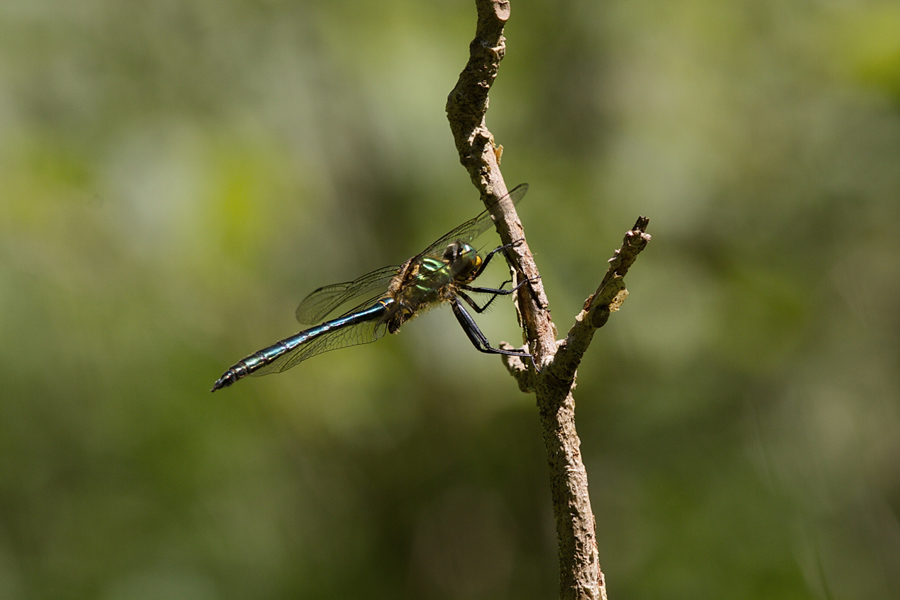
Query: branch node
[[501, 347, 534, 392]]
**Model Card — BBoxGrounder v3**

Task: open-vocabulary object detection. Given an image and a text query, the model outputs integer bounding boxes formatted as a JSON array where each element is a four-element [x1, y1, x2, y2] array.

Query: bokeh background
[[2, 0, 899, 598]]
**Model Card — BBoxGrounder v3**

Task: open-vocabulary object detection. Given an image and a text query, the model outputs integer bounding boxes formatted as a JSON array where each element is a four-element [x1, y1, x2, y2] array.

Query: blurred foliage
[[2, 0, 899, 599]]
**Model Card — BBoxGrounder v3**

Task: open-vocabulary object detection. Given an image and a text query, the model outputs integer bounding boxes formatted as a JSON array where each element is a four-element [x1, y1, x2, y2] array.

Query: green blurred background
[[2, 0, 899, 598]]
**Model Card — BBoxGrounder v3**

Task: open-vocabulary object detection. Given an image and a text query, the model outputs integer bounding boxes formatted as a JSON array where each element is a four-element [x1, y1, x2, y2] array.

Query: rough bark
[[446, 2, 651, 598]]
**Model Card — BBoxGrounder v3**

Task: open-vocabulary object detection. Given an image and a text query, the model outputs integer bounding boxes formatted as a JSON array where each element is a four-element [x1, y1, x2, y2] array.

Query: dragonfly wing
[[252, 315, 390, 377], [418, 183, 529, 259], [295, 184, 527, 323], [295, 264, 399, 324]]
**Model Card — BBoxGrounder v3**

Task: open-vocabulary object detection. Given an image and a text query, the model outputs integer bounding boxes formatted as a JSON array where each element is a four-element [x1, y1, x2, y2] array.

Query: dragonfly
[[211, 184, 531, 391]]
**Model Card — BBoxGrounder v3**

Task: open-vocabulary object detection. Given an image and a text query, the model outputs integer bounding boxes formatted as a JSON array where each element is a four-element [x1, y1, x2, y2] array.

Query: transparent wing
[[295, 264, 399, 324], [256, 304, 390, 377], [417, 183, 529, 260], [294, 183, 527, 324], [279, 319, 388, 372]]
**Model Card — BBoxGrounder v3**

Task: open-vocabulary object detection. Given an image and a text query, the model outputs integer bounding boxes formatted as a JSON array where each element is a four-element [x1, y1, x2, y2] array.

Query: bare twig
[[550, 217, 652, 387], [446, 2, 650, 599]]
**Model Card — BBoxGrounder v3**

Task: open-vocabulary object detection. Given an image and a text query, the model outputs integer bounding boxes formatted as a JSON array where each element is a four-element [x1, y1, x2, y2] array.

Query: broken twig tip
[[632, 215, 650, 232]]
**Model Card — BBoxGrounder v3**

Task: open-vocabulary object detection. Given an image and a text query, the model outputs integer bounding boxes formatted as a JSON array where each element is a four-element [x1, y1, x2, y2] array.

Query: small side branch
[[550, 217, 652, 387]]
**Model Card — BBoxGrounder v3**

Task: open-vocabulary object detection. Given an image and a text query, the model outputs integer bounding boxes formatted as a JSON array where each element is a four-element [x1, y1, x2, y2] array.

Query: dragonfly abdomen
[[211, 300, 391, 391]]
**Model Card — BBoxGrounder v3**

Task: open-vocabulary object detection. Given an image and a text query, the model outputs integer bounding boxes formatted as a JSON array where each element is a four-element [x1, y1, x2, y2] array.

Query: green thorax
[[398, 241, 481, 307]]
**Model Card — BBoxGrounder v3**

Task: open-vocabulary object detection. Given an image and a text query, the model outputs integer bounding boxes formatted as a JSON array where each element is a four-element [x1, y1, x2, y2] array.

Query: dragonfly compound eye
[[442, 242, 462, 262]]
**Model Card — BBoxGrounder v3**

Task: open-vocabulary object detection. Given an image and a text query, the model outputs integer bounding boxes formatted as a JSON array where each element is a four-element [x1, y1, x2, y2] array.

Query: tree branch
[[550, 217, 652, 387], [446, 3, 651, 599]]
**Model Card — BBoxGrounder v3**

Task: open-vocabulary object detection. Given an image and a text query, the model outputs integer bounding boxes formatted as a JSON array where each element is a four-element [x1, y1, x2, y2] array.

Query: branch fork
[[446, 3, 650, 599]]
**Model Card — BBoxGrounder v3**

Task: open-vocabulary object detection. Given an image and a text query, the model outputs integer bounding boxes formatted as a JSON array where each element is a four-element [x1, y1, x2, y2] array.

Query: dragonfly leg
[[457, 277, 531, 313], [450, 298, 531, 357], [456, 279, 534, 314], [461, 279, 512, 296], [470, 241, 522, 280]]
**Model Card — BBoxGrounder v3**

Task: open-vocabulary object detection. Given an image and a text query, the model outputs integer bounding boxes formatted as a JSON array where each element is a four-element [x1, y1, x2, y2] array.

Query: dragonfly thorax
[[382, 240, 483, 335]]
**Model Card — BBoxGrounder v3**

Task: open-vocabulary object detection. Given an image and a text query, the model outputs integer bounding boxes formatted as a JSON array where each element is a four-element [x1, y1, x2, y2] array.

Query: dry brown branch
[[446, 2, 651, 599]]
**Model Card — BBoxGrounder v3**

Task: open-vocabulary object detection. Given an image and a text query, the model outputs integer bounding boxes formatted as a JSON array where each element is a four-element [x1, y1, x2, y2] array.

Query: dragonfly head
[[442, 241, 481, 282]]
